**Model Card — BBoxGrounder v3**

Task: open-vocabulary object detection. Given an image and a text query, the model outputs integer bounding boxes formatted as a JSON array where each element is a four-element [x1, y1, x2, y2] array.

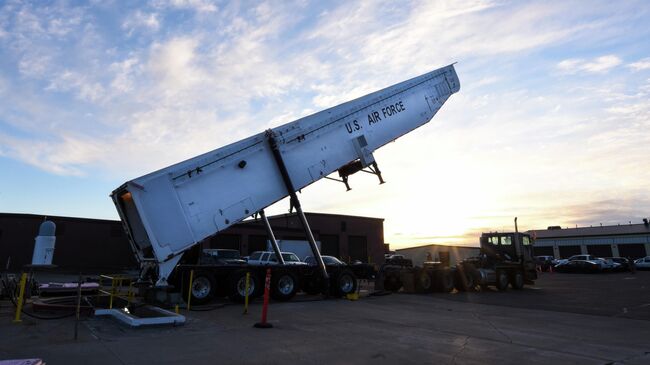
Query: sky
[[0, 0, 649, 249]]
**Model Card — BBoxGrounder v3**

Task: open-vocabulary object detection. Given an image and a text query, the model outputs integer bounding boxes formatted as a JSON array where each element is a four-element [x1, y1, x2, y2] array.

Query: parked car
[[595, 257, 621, 271], [304, 255, 377, 280], [200, 249, 247, 265], [556, 254, 598, 266], [608, 257, 634, 271], [247, 251, 307, 266], [634, 256, 650, 270], [304, 255, 346, 266], [554, 260, 602, 273]]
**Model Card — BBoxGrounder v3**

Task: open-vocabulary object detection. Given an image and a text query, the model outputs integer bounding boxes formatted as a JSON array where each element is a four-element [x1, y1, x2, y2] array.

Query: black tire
[[186, 271, 216, 305], [455, 267, 476, 292], [271, 271, 298, 301], [383, 272, 402, 292], [415, 270, 434, 293], [511, 271, 524, 290], [332, 269, 358, 297], [436, 270, 455, 293], [228, 269, 259, 303], [496, 270, 509, 291]]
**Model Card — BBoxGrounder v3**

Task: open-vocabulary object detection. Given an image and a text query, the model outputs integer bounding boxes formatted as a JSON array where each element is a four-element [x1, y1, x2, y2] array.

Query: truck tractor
[[381, 218, 537, 293], [454, 230, 537, 291]]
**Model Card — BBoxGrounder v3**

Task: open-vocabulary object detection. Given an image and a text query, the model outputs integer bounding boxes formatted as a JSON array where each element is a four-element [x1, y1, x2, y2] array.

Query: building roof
[[268, 212, 384, 221], [397, 243, 480, 252], [529, 222, 650, 239], [0, 212, 120, 224]]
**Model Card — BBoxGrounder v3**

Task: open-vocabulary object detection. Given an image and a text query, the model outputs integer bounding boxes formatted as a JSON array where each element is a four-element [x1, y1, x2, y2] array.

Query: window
[[261, 253, 270, 261], [522, 236, 531, 245], [501, 236, 512, 245], [489, 237, 499, 245], [250, 252, 262, 260], [282, 253, 300, 262]]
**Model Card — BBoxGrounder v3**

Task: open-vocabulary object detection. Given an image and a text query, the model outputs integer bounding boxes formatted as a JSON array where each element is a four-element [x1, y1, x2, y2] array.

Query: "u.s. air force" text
[[345, 100, 407, 134]]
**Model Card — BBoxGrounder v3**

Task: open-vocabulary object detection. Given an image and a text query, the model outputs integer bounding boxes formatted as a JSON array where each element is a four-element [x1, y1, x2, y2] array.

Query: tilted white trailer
[[111, 64, 460, 300]]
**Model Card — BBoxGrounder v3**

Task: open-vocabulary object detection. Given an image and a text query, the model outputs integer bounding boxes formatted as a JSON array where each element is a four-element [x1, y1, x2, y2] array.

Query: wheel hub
[[237, 276, 255, 296], [278, 275, 295, 295], [192, 277, 211, 299], [340, 275, 354, 293]]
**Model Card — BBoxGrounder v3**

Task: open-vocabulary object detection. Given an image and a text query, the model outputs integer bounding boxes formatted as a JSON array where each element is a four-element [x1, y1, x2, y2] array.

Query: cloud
[[0, 133, 103, 176], [1, 0, 649, 244], [153, 0, 218, 13], [122, 11, 161, 34], [628, 57, 650, 71], [557, 55, 622, 74], [45, 70, 106, 102], [147, 37, 203, 91]]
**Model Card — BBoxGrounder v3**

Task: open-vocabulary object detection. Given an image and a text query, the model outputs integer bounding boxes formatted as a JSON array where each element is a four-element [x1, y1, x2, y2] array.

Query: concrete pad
[[1, 273, 649, 364]]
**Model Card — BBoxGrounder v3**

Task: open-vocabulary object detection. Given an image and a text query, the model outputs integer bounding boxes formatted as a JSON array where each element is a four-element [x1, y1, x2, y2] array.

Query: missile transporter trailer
[[110, 64, 460, 304], [168, 247, 374, 304], [381, 230, 537, 293]]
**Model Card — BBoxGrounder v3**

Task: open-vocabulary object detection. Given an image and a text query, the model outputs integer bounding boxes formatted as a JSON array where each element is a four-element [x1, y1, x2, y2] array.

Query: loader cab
[[480, 232, 534, 263]]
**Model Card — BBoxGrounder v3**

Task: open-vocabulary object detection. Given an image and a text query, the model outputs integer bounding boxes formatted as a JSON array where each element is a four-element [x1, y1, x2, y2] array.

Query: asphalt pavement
[[1, 271, 649, 364]]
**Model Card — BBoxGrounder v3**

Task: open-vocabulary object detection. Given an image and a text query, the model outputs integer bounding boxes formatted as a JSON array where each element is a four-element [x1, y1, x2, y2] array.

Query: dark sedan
[[554, 260, 602, 273]]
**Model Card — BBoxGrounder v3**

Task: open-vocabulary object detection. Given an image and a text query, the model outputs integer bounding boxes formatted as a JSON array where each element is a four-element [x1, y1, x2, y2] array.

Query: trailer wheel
[[383, 272, 402, 292], [187, 271, 216, 305], [511, 271, 524, 290], [228, 269, 259, 303], [415, 270, 434, 293], [271, 271, 298, 301], [496, 270, 509, 291], [455, 267, 476, 292], [333, 270, 358, 297], [436, 270, 454, 293]]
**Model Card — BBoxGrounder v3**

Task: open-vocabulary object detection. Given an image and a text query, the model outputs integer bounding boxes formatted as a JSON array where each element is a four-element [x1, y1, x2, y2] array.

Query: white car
[[247, 251, 307, 266], [634, 256, 650, 269], [556, 254, 597, 266]]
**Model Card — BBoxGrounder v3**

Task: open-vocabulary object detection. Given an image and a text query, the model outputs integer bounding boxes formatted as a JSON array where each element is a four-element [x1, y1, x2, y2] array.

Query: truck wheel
[[271, 271, 298, 301], [455, 268, 475, 292], [187, 271, 216, 305], [496, 270, 509, 291], [228, 269, 259, 303], [333, 270, 358, 297], [383, 272, 402, 292], [436, 270, 454, 293], [415, 270, 434, 293], [511, 271, 524, 290]]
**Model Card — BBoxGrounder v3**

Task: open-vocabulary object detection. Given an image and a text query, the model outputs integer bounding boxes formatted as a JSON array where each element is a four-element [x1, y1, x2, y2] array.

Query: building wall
[[0, 213, 137, 272], [0, 212, 385, 271], [205, 213, 385, 264], [531, 224, 650, 259], [396, 244, 480, 267]]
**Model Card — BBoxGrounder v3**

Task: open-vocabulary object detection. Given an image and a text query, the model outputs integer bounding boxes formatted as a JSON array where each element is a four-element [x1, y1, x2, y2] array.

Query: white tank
[[32, 220, 56, 265]]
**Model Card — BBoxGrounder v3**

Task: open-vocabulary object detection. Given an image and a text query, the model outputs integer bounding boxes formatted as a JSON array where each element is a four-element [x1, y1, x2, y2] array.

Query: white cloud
[[557, 55, 622, 74], [45, 70, 106, 102], [628, 57, 650, 71], [147, 37, 203, 91], [109, 56, 141, 93], [122, 11, 161, 34], [0, 133, 103, 176], [154, 0, 218, 13]]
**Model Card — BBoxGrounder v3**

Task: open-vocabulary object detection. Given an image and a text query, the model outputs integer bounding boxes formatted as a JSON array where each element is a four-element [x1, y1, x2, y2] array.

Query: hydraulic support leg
[[266, 130, 329, 281], [260, 210, 285, 265]]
